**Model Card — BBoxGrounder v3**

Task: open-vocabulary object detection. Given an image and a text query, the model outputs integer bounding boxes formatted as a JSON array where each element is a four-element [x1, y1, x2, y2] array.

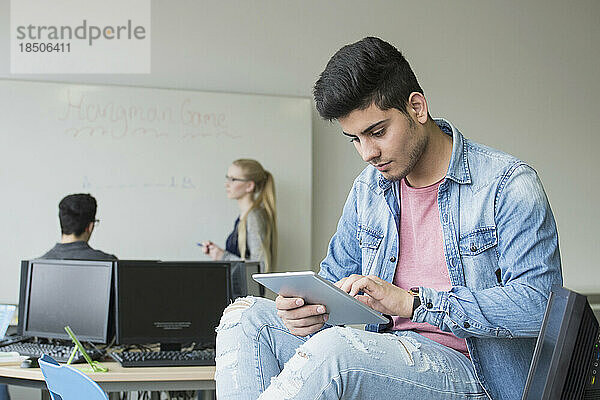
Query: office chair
[[38, 355, 108, 400]]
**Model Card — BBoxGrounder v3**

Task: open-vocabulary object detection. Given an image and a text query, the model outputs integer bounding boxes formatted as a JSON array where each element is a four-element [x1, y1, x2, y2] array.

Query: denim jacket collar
[[438, 118, 472, 185], [376, 118, 472, 192]]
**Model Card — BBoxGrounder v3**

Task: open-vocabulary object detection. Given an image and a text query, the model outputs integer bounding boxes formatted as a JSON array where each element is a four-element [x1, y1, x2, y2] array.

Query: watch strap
[[409, 287, 421, 318]]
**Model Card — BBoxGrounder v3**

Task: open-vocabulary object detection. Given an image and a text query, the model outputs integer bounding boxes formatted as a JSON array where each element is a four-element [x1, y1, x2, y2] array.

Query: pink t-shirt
[[391, 178, 469, 358]]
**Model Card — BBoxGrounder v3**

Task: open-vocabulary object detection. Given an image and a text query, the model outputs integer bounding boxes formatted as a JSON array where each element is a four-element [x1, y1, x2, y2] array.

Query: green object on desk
[[64, 326, 108, 373]]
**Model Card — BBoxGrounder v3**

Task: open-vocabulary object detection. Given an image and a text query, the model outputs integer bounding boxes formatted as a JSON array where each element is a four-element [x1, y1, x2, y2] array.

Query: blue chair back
[[38, 355, 108, 400]]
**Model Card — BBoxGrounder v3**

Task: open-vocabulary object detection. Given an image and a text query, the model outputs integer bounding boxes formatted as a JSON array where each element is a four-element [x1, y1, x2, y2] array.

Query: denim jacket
[[319, 119, 562, 400]]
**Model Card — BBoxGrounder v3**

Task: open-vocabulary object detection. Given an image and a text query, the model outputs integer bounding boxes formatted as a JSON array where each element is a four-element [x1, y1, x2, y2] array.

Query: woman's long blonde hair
[[234, 159, 277, 272]]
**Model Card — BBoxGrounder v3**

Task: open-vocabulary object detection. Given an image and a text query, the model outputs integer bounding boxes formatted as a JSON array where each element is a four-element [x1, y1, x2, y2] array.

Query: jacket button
[[389, 256, 396, 263], [463, 321, 470, 329], [426, 302, 433, 309], [470, 244, 478, 252]]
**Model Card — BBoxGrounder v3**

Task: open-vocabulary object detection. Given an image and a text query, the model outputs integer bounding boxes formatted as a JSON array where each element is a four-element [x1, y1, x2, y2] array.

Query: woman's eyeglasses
[[225, 175, 250, 183]]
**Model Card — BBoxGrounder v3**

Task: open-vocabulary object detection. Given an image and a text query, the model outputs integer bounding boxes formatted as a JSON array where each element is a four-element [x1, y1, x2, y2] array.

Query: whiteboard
[[0, 80, 312, 303]]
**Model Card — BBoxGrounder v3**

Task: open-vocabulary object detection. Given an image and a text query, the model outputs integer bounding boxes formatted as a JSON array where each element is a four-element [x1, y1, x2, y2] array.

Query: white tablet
[[252, 271, 389, 325]]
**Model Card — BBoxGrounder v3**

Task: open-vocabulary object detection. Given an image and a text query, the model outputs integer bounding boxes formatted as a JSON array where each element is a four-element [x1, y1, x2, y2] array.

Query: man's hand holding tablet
[[275, 295, 329, 337]]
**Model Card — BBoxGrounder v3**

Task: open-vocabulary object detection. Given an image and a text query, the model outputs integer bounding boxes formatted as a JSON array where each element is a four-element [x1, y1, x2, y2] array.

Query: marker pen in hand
[[197, 241, 212, 254]]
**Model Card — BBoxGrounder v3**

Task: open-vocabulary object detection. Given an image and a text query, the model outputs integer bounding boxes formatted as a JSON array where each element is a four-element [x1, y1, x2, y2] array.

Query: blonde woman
[[201, 159, 277, 273]]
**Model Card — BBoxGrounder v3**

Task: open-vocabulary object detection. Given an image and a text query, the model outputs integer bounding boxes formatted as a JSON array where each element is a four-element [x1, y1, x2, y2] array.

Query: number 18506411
[[18, 42, 71, 52]]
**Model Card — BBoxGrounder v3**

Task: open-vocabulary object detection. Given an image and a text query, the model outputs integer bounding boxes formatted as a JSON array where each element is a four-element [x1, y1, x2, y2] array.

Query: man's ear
[[408, 92, 428, 124], [86, 221, 94, 234]]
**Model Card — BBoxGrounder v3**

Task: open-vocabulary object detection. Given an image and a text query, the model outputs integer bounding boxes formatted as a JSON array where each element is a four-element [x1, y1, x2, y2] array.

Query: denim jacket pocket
[[357, 226, 384, 273], [459, 226, 499, 289], [459, 226, 497, 256]]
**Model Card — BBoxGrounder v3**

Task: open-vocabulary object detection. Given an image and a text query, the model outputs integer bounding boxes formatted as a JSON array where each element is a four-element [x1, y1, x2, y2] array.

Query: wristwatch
[[409, 287, 421, 318]]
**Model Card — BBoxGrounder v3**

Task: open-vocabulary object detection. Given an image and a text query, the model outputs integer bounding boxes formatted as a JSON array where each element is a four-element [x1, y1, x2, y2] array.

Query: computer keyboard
[[0, 342, 104, 363], [0, 335, 28, 347], [110, 348, 215, 367]]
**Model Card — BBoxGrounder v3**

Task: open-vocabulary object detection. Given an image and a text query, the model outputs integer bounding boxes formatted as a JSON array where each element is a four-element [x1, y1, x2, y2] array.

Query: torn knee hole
[[223, 304, 248, 314], [223, 297, 254, 314]]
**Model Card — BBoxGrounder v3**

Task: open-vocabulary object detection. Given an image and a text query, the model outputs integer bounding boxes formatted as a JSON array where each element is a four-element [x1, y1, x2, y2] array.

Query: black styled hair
[[58, 193, 97, 236], [314, 37, 424, 120]]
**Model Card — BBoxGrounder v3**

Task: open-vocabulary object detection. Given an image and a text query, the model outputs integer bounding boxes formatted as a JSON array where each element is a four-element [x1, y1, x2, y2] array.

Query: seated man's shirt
[[40, 241, 117, 260]]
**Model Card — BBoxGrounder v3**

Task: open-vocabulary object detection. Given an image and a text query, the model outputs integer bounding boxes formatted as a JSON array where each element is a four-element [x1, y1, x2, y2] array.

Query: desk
[[0, 362, 215, 399]]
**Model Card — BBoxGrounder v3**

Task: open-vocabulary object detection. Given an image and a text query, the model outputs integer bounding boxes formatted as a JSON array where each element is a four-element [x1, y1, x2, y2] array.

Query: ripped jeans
[[215, 297, 488, 400]]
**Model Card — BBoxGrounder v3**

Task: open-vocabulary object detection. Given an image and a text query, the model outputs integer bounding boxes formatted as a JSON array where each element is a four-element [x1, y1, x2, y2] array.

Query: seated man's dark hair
[[314, 36, 424, 121], [58, 193, 97, 236]]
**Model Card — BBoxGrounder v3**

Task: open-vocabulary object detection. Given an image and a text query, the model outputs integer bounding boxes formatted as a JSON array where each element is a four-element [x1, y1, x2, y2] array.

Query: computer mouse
[[20, 358, 38, 368]]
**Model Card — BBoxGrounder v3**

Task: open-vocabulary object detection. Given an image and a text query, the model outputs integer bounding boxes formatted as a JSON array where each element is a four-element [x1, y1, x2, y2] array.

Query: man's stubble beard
[[384, 127, 429, 182]]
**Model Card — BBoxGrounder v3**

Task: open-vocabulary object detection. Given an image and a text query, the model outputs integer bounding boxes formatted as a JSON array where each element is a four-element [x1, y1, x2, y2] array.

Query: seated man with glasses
[[39, 193, 117, 261], [0, 194, 117, 399]]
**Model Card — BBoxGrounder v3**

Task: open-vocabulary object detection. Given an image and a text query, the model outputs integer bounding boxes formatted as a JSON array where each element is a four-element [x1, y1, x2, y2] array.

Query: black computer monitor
[[230, 261, 263, 299], [114, 261, 231, 349], [17, 260, 29, 336], [522, 285, 600, 399], [20, 259, 114, 343]]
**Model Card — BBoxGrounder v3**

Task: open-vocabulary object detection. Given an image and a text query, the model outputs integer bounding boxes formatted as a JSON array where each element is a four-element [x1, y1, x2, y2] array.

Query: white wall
[[1, 1, 598, 398], [0, 1, 598, 287], [0, 81, 312, 302]]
